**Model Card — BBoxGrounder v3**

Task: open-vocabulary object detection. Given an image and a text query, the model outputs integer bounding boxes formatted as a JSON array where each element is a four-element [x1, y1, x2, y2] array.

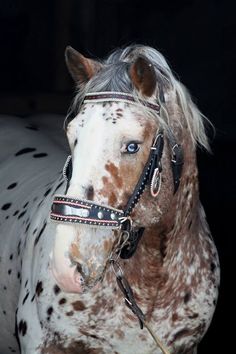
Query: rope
[[143, 320, 170, 354], [109, 258, 170, 354]]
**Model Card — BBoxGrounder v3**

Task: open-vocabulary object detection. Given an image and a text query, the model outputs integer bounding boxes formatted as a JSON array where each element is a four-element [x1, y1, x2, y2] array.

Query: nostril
[[86, 184, 94, 200], [76, 262, 89, 279], [76, 263, 82, 273], [75, 263, 86, 285]]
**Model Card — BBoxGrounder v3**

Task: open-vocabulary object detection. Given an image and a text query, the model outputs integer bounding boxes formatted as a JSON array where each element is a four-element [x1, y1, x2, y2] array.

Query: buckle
[[150, 167, 162, 197]]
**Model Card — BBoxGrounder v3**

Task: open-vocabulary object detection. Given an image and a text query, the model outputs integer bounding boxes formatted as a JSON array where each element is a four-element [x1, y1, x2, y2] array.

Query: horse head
[[50, 45, 208, 294]]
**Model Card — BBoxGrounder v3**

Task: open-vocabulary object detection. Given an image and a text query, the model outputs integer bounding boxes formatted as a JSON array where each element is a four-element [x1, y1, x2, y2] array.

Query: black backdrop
[[0, 0, 234, 353]]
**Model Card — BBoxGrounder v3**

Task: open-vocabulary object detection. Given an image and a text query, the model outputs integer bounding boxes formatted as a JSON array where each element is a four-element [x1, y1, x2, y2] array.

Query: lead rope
[[109, 238, 170, 354]]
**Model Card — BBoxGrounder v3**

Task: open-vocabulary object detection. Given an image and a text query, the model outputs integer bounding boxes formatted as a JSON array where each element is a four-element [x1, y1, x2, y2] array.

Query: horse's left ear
[[65, 46, 102, 85], [129, 57, 156, 97]]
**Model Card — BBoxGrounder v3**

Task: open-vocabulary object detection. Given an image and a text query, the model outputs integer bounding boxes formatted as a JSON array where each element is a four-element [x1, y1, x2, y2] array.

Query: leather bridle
[[50, 92, 184, 258]]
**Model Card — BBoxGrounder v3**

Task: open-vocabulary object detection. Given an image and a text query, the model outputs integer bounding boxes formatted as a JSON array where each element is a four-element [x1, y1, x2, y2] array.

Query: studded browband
[[50, 92, 183, 232], [83, 92, 161, 112]]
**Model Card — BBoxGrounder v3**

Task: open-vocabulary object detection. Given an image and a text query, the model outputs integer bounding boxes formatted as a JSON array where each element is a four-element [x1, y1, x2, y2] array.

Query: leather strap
[[83, 92, 160, 113], [124, 130, 164, 216], [51, 195, 124, 228], [168, 130, 184, 193]]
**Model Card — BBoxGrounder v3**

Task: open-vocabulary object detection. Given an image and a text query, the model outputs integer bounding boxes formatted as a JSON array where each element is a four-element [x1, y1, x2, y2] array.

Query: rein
[[50, 92, 183, 354]]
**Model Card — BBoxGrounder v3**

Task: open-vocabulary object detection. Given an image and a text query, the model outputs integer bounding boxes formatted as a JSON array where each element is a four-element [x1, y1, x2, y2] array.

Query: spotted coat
[[0, 44, 220, 354], [0, 109, 219, 354]]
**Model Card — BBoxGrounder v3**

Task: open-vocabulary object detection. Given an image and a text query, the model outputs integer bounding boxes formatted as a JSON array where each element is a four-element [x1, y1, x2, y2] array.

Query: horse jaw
[[50, 224, 115, 293]]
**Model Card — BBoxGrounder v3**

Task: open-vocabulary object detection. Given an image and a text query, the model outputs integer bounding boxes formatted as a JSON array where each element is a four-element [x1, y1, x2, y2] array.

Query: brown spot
[[71, 300, 86, 311], [115, 328, 125, 339], [80, 329, 100, 340], [184, 291, 191, 304], [102, 176, 108, 184], [101, 176, 118, 205], [170, 328, 191, 344], [35, 281, 43, 296], [172, 313, 179, 321], [103, 239, 113, 253], [126, 313, 136, 322], [139, 333, 148, 341], [70, 243, 80, 259], [91, 296, 107, 316], [105, 162, 123, 188], [66, 311, 74, 316], [42, 341, 102, 354], [58, 298, 67, 305]]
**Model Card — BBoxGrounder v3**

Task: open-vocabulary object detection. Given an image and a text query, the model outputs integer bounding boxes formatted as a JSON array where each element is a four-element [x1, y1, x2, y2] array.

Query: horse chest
[[23, 268, 212, 354]]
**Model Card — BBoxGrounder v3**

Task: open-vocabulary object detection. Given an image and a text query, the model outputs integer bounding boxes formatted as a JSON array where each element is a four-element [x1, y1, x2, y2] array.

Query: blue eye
[[126, 142, 140, 154]]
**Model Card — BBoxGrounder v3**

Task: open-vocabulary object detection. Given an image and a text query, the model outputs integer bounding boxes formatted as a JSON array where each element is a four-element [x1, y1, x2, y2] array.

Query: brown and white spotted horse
[[0, 45, 220, 354]]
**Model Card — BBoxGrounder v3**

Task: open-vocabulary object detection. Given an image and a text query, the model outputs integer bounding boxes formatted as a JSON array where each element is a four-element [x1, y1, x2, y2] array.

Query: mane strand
[[66, 45, 211, 151]]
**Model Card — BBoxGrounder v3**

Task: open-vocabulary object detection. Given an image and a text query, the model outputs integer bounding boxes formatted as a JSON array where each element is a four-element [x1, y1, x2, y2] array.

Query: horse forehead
[[77, 101, 146, 128]]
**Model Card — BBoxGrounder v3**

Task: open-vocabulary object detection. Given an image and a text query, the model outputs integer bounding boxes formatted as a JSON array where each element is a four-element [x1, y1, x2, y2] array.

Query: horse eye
[[126, 142, 140, 154]]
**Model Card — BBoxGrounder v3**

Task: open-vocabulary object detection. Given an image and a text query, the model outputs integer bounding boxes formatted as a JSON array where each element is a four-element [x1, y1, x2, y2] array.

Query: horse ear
[[65, 46, 101, 85], [129, 57, 156, 97]]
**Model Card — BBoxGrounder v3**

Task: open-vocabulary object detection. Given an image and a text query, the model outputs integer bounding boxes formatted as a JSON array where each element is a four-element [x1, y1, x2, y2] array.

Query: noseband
[[50, 92, 183, 257]]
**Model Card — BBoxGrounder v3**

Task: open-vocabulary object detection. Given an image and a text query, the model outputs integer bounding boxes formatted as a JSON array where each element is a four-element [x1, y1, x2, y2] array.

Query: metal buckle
[[151, 132, 164, 150], [150, 167, 162, 197], [171, 144, 179, 163]]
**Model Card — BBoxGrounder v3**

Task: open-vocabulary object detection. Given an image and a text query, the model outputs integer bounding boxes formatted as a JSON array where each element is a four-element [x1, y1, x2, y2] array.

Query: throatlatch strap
[[167, 130, 184, 193], [51, 195, 124, 228]]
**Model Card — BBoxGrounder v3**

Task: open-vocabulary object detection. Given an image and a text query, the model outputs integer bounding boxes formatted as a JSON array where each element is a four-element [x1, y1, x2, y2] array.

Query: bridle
[[50, 92, 184, 258], [50, 92, 184, 354]]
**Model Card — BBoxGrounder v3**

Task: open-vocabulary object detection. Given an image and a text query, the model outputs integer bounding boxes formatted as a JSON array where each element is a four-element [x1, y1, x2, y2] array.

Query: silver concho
[[150, 168, 162, 197], [97, 211, 104, 219], [77, 208, 90, 217], [110, 213, 116, 220], [64, 205, 90, 218]]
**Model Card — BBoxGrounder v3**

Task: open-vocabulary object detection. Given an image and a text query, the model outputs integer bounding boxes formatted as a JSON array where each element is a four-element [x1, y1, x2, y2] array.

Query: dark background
[[0, 0, 234, 352]]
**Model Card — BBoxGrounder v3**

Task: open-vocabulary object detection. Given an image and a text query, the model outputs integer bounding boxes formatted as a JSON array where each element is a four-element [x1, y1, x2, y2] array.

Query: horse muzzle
[[50, 224, 114, 293]]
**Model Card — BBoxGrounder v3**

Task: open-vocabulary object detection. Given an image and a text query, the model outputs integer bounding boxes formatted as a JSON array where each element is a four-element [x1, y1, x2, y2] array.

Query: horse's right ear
[[65, 46, 102, 85]]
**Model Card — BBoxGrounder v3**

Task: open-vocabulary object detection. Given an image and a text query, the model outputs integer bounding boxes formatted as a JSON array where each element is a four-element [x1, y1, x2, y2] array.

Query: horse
[[0, 44, 220, 354]]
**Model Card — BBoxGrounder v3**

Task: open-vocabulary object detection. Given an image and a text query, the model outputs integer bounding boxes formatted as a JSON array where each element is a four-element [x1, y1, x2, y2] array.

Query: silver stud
[[98, 211, 104, 219], [110, 213, 116, 220]]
